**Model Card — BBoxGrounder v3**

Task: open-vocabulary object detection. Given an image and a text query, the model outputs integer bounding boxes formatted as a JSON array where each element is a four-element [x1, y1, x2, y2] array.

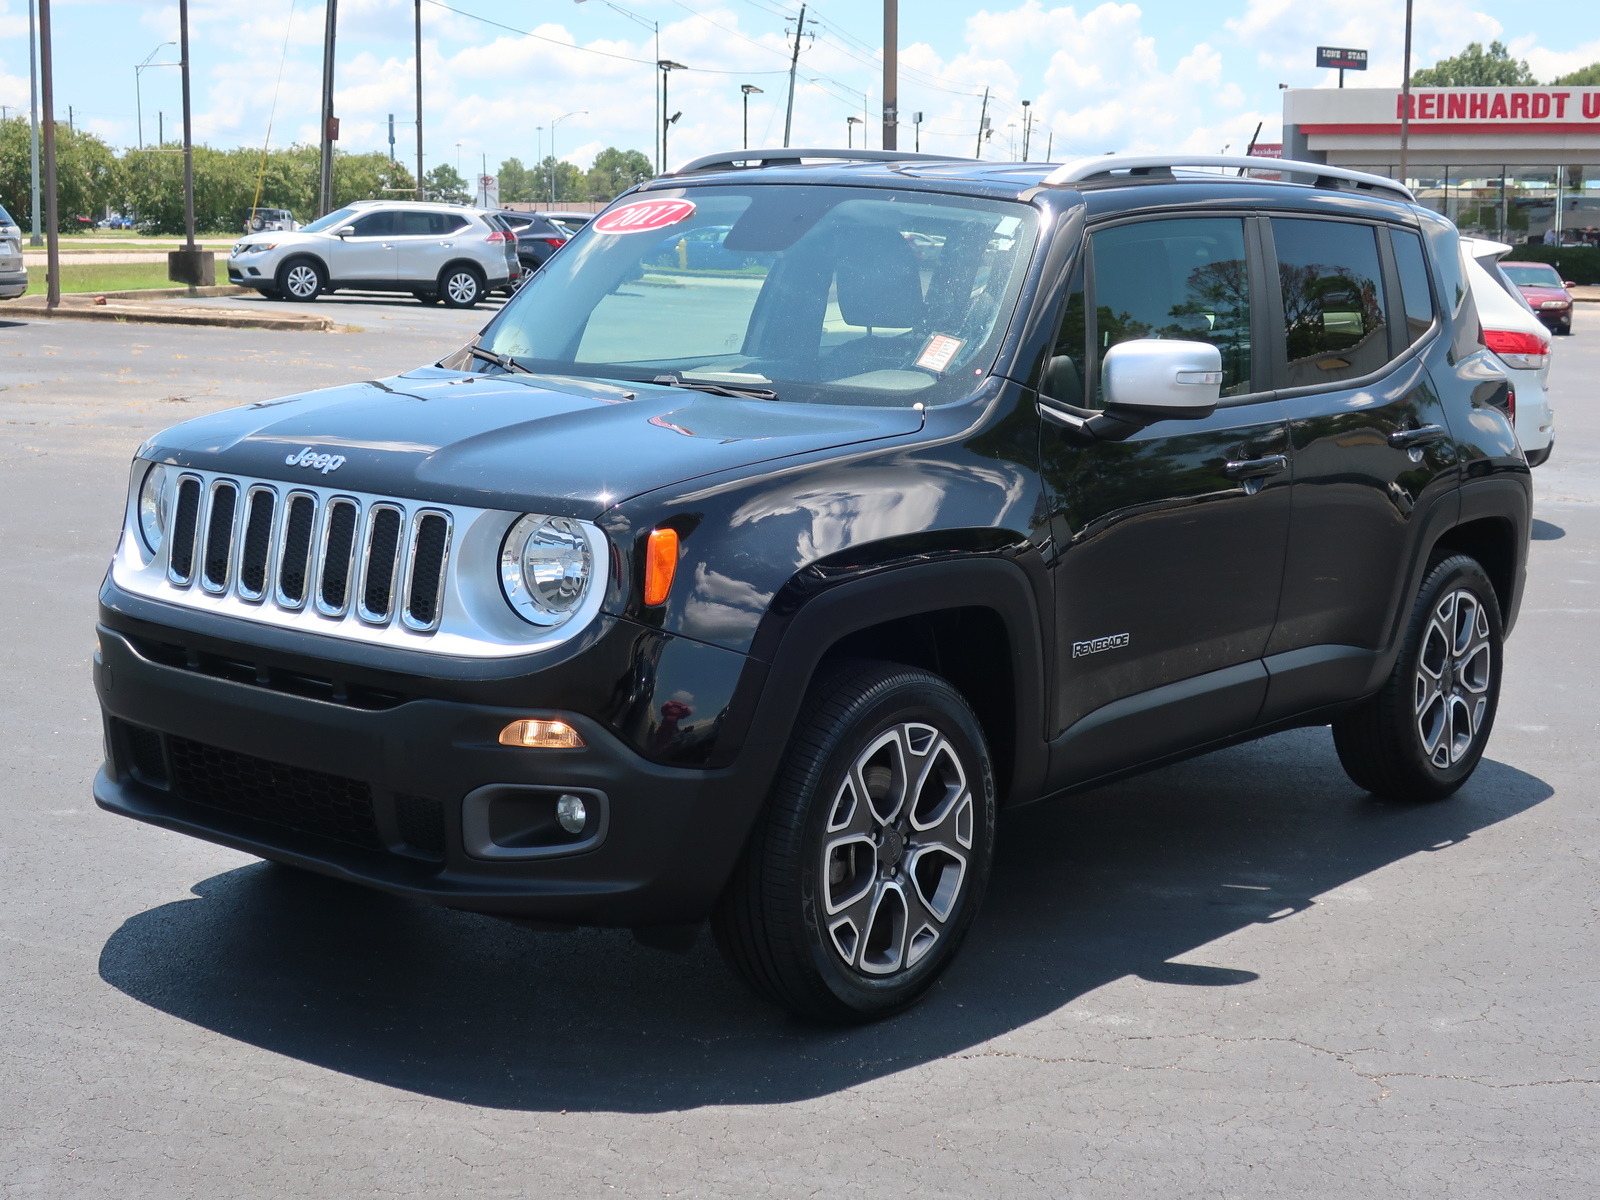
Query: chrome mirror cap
[[1102, 339, 1222, 421]]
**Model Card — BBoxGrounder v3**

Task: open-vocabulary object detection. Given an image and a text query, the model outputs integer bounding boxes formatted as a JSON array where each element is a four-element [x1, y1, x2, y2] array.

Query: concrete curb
[[8, 297, 333, 332]]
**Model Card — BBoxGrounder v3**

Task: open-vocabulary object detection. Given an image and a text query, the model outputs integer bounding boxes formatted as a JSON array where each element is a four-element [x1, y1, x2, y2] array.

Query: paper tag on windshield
[[916, 334, 964, 373]]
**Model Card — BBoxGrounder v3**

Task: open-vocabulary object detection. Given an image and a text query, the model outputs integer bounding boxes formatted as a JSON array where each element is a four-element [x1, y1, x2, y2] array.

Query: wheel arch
[[1431, 514, 1522, 626], [438, 258, 487, 284], [738, 556, 1051, 809], [275, 252, 328, 281]]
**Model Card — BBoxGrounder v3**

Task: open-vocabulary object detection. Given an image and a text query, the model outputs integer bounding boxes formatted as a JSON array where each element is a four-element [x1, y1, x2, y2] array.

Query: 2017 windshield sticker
[[592, 199, 698, 235], [916, 334, 965, 373], [1073, 632, 1130, 658]]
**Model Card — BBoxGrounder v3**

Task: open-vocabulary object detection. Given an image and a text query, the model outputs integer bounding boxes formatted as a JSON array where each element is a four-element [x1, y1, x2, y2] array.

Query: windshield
[[300, 207, 357, 234], [479, 185, 1039, 406], [1500, 262, 1563, 287]]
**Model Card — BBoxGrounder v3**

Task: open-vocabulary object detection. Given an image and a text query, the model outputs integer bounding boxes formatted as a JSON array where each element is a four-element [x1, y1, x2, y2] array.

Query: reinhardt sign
[[1286, 86, 1600, 134]]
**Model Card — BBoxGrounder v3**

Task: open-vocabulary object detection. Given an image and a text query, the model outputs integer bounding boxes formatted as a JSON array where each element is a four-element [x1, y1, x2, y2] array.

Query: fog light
[[556, 793, 588, 834], [498, 719, 585, 748]]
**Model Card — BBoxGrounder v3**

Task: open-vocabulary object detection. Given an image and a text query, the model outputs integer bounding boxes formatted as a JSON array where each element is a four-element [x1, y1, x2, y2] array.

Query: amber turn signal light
[[498, 719, 585, 749], [644, 527, 679, 606]]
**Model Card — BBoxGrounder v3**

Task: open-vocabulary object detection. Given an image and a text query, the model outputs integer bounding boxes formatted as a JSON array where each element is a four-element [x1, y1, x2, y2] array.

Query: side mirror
[[1102, 339, 1222, 422], [335, 226, 352, 238], [1563, 280, 1576, 289]]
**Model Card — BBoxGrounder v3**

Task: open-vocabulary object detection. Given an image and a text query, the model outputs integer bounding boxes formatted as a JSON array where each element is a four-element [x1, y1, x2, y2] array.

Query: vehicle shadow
[[98, 726, 1552, 1113]]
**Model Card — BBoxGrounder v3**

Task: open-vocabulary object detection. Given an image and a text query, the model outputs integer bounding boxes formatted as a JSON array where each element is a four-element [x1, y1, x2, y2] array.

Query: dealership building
[[1282, 86, 1600, 244]]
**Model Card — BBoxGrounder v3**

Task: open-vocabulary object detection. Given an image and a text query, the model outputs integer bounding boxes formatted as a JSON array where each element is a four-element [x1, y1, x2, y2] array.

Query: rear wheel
[[275, 257, 324, 302], [713, 661, 996, 1022], [1333, 554, 1503, 801], [439, 265, 484, 308]]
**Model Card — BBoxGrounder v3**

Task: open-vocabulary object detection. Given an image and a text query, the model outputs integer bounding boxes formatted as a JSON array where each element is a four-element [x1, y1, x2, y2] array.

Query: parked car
[[646, 223, 773, 271], [1462, 238, 1555, 467], [225, 201, 512, 307], [540, 210, 594, 236], [492, 211, 573, 278], [98, 214, 135, 231], [0, 205, 25, 299], [242, 207, 299, 234], [96, 151, 1529, 1022], [1496, 260, 1575, 335]]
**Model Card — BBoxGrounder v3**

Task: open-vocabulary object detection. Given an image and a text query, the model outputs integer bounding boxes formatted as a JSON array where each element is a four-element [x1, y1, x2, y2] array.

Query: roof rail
[[1037, 155, 1415, 202], [671, 148, 974, 176]]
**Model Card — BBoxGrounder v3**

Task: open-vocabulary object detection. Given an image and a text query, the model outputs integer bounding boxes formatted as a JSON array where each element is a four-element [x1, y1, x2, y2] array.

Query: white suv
[[226, 200, 512, 308]]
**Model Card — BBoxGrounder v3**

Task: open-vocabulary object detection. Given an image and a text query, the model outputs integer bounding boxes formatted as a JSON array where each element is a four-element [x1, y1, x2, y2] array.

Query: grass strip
[[24, 261, 215, 295]]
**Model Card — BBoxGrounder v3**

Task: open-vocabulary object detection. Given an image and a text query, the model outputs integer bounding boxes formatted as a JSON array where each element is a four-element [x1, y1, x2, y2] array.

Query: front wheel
[[1333, 554, 1504, 801], [276, 257, 324, 301], [713, 661, 996, 1022], [438, 265, 484, 308]]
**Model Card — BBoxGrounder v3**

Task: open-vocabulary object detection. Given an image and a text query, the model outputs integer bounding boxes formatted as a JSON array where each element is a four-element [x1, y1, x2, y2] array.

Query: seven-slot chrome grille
[[156, 473, 452, 632], [113, 465, 608, 658]]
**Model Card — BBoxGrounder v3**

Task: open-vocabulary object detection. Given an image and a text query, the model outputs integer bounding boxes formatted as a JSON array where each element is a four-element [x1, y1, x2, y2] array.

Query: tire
[[413, 291, 440, 306], [712, 660, 997, 1022], [1333, 554, 1504, 802], [438, 265, 484, 308], [276, 257, 324, 302]]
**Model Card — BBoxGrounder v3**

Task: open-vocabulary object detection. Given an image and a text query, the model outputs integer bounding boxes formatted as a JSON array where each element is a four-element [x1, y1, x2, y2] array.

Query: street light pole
[[318, 0, 338, 215], [550, 111, 586, 202], [741, 84, 762, 150], [135, 42, 177, 151], [657, 62, 684, 170], [1398, 0, 1414, 186], [847, 115, 861, 149], [881, 0, 896, 150], [178, 0, 196, 251], [414, 0, 424, 199], [38, 0, 57, 308], [27, 0, 41, 246], [1020, 99, 1032, 161]]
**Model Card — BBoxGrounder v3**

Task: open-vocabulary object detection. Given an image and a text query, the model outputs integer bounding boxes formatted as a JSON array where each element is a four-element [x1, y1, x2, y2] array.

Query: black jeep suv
[[95, 150, 1530, 1022]]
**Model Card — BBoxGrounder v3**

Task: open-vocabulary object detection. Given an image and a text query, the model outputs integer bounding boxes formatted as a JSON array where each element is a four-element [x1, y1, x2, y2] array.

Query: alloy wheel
[[445, 271, 479, 305], [820, 722, 974, 977], [1415, 587, 1493, 769], [284, 264, 320, 299]]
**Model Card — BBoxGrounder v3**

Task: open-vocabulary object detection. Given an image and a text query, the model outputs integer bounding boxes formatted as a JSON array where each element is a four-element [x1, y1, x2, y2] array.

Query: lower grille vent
[[395, 793, 447, 859], [166, 735, 380, 849]]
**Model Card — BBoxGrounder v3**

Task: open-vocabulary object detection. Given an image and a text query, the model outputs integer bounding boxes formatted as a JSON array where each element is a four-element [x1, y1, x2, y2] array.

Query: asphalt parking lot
[[1, 298, 1597, 1198]]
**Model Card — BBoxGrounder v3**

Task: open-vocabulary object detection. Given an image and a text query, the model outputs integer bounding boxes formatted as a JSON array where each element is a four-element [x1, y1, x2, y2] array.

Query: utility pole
[[388, 112, 395, 161], [1398, 0, 1414, 185], [27, 0, 41, 246], [973, 86, 989, 159], [38, 0, 57, 308], [1045, 131, 1052, 160], [741, 84, 762, 149], [783, 3, 808, 149], [179, 0, 194, 249], [881, 0, 897, 150], [414, 0, 424, 199], [1021, 100, 1032, 161], [318, 0, 338, 215], [658, 63, 683, 169]]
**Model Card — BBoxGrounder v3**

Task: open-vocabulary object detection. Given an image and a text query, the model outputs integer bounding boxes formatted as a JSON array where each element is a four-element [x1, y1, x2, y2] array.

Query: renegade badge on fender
[[96, 149, 1531, 1021]]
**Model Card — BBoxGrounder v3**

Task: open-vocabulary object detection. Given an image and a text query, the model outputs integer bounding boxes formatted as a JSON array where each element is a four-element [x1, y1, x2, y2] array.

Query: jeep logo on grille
[[285, 447, 346, 474], [1072, 632, 1130, 658]]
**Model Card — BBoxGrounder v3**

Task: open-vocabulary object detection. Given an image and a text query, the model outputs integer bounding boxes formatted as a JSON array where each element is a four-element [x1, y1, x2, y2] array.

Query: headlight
[[499, 514, 593, 625], [137, 462, 170, 553]]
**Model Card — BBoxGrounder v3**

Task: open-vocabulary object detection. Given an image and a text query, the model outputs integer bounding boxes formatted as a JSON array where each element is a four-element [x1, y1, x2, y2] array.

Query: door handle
[[1388, 424, 1446, 449], [1223, 454, 1288, 480]]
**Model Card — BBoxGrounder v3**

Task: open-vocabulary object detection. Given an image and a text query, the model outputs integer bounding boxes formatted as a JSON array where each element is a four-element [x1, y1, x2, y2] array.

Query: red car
[[1500, 260, 1576, 335]]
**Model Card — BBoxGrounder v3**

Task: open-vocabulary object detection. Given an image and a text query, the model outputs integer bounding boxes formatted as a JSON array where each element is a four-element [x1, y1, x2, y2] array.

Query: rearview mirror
[[1102, 339, 1222, 422]]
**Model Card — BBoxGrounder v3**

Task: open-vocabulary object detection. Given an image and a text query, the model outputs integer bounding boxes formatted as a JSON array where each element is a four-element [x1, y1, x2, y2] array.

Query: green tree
[[498, 156, 534, 203], [585, 147, 653, 201], [1551, 62, 1600, 86], [424, 163, 468, 203], [0, 117, 119, 231], [1409, 40, 1535, 87], [530, 156, 586, 203]]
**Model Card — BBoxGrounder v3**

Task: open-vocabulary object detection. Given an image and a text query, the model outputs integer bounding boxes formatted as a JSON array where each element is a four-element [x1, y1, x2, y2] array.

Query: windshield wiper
[[467, 345, 533, 375], [650, 374, 779, 401]]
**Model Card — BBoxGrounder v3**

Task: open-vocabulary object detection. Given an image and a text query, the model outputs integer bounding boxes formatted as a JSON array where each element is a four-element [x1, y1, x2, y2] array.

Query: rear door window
[[1270, 218, 1388, 386], [433, 213, 470, 235]]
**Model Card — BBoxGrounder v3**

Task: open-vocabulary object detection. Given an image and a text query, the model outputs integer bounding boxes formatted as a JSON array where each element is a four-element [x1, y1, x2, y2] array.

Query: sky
[[0, 0, 1595, 177]]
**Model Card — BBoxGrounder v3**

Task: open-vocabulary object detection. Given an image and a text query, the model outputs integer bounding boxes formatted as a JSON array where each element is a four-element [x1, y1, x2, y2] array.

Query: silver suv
[[0, 205, 26, 301], [226, 200, 512, 308]]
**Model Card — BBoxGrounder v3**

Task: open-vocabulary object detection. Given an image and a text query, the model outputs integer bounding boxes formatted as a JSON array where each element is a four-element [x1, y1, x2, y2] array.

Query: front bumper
[[93, 622, 757, 927]]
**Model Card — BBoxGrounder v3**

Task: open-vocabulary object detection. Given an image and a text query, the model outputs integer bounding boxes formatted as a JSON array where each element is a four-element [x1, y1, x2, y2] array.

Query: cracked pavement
[[1, 297, 1596, 1198]]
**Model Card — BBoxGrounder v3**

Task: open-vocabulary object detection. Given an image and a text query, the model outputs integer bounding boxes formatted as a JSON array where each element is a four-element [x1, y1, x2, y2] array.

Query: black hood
[[141, 367, 925, 518]]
